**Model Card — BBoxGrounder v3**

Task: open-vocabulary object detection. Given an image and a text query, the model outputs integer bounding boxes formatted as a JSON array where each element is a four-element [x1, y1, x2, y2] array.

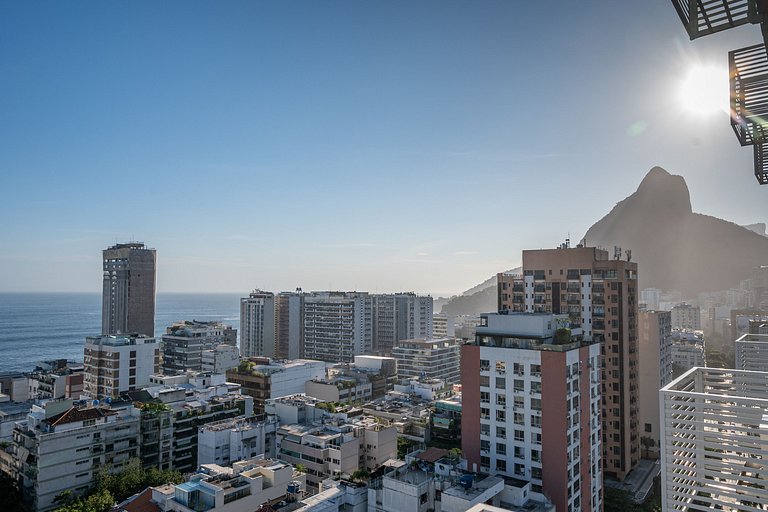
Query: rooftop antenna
[[625, 249, 632, 262], [614, 246, 622, 260]]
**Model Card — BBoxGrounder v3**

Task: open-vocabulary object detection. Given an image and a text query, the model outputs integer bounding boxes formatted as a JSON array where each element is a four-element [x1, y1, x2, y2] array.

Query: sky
[[1, 1, 766, 295]]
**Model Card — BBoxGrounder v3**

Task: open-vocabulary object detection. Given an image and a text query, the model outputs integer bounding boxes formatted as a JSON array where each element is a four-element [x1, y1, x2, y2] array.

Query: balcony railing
[[730, 43, 768, 145], [754, 141, 768, 183], [671, 0, 754, 40]]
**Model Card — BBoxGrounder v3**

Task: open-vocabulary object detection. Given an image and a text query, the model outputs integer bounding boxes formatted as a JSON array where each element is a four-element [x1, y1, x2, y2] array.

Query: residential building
[[162, 321, 237, 374], [102, 242, 156, 337], [0, 372, 29, 402], [140, 373, 254, 473], [367, 448, 554, 512], [0, 400, 33, 442], [198, 416, 278, 467], [264, 394, 328, 426], [670, 303, 701, 330], [14, 399, 141, 511], [637, 310, 672, 460], [640, 288, 662, 310], [201, 344, 240, 374], [28, 364, 84, 401], [353, 355, 398, 391], [463, 312, 602, 512], [148, 457, 307, 512], [372, 293, 433, 355], [393, 378, 448, 401], [432, 313, 454, 338], [391, 338, 461, 385], [306, 376, 373, 404], [240, 290, 276, 358], [303, 292, 373, 363], [730, 309, 768, 341], [429, 397, 462, 449], [669, 329, 705, 372], [276, 291, 304, 359], [226, 359, 326, 415], [454, 315, 481, 340], [497, 245, 638, 481], [276, 418, 397, 492], [661, 367, 768, 511], [83, 334, 160, 398], [735, 332, 768, 371]]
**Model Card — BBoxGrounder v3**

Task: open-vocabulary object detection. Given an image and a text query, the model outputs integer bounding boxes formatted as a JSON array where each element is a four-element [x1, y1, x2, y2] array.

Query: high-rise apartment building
[[101, 242, 156, 337], [462, 313, 602, 512], [391, 337, 461, 385], [83, 334, 160, 398], [638, 310, 672, 459], [670, 303, 701, 330], [661, 367, 768, 511], [275, 291, 303, 359], [302, 291, 372, 363], [240, 290, 276, 358], [497, 245, 639, 481], [161, 320, 236, 374], [372, 293, 433, 355]]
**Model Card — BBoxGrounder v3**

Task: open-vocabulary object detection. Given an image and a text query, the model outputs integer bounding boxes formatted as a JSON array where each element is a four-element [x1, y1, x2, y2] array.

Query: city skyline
[[1, 1, 767, 295]]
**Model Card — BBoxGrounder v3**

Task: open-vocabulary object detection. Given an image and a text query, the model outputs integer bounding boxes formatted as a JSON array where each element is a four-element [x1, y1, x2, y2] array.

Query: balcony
[[730, 43, 768, 146], [754, 140, 768, 183], [671, 0, 754, 40]]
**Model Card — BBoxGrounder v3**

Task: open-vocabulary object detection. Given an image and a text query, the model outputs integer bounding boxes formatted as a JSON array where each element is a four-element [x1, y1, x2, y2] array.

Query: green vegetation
[[604, 478, 661, 512], [350, 468, 370, 482], [140, 402, 170, 413], [294, 464, 307, 474], [554, 328, 571, 344], [397, 437, 416, 458], [0, 472, 25, 512], [53, 458, 183, 512]]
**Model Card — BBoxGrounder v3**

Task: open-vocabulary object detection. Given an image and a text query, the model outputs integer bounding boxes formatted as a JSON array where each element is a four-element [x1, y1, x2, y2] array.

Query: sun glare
[[678, 65, 729, 115]]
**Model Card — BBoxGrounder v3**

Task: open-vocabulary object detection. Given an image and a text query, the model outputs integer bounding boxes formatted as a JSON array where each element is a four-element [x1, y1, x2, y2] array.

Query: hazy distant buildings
[[669, 329, 705, 372], [275, 291, 303, 360], [661, 368, 768, 511], [161, 320, 236, 374], [670, 303, 701, 330], [101, 242, 156, 337], [638, 310, 672, 459], [372, 293, 433, 355], [432, 313, 454, 338], [391, 337, 461, 385], [302, 291, 372, 363], [640, 287, 662, 310], [497, 245, 639, 480], [240, 290, 276, 358], [83, 334, 160, 398]]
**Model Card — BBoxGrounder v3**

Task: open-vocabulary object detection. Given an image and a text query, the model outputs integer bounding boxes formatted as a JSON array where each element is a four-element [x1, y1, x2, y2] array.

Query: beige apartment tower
[[498, 245, 639, 481], [102, 242, 157, 337]]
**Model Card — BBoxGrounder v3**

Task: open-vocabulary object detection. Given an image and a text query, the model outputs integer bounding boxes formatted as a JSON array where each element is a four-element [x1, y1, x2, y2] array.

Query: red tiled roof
[[116, 488, 160, 512], [416, 447, 449, 463], [47, 406, 115, 426]]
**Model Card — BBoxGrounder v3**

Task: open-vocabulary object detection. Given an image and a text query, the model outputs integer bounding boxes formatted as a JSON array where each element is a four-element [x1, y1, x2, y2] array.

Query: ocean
[[0, 293, 242, 373]]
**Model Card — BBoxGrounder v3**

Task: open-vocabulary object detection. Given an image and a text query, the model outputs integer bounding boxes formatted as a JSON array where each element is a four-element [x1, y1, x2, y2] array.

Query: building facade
[[661, 367, 768, 511], [372, 293, 433, 355], [240, 291, 276, 358], [276, 291, 304, 360], [637, 310, 672, 459], [497, 245, 639, 481], [670, 303, 701, 330], [735, 332, 768, 371], [391, 338, 461, 385], [303, 292, 373, 363], [462, 313, 602, 512], [102, 242, 156, 337], [83, 334, 160, 398], [162, 320, 237, 374]]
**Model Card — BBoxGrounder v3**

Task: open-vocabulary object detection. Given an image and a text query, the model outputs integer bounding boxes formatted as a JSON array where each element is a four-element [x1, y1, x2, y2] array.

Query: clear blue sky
[[1, 1, 766, 294]]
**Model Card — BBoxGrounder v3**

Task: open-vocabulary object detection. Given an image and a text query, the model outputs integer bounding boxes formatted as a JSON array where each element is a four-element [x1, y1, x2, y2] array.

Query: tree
[[351, 468, 370, 482], [54, 489, 115, 512], [295, 463, 307, 474], [554, 328, 571, 344], [640, 436, 656, 459]]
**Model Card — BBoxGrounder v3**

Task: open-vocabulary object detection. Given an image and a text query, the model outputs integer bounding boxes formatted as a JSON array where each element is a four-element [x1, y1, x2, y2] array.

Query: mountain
[[439, 267, 521, 316], [583, 166, 768, 297]]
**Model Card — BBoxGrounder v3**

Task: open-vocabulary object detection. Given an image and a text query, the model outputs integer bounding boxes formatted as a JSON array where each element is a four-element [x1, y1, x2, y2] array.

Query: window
[[480, 376, 490, 387], [514, 446, 524, 458], [514, 379, 525, 392], [513, 362, 524, 375], [496, 377, 506, 389], [496, 361, 506, 372], [481, 424, 490, 436], [531, 415, 542, 428], [531, 381, 541, 394], [496, 409, 506, 421], [481, 440, 490, 452], [496, 426, 506, 439], [480, 359, 490, 371], [496, 459, 507, 472], [480, 391, 490, 403], [496, 443, 506, 455], [514, 429, 525, 442], [481, 407, 490, 419], [530, 398, 541, 411], [496, 393, 506, 406], [644, 423, 652, 433]]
